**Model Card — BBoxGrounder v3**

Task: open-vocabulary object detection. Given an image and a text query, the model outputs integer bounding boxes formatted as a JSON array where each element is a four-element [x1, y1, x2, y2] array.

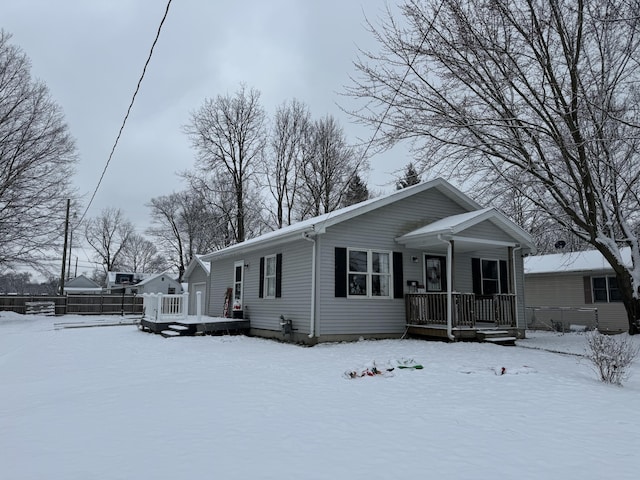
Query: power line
[[78, 0, 173, 225]]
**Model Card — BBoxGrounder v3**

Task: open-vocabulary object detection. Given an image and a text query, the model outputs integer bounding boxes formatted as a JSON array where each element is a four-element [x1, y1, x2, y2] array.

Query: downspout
[[512, 245, 523, 334], [302, 231, 317, 339], [437, 234, 456, 341]]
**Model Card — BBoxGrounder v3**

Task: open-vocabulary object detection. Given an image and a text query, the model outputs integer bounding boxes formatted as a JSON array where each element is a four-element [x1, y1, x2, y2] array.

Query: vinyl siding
[[524, 272, 627, 333], [208, 239, 313, 333], [316, 188, 469, 336]]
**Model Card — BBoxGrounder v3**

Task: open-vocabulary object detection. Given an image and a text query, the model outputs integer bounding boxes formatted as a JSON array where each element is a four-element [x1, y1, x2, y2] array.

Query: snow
[[1, 313, 639, 480], [524, 247, 633, 274]]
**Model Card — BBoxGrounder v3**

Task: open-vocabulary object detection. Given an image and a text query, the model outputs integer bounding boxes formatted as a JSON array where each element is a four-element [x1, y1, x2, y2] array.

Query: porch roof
[[395, 208, 536, 253]]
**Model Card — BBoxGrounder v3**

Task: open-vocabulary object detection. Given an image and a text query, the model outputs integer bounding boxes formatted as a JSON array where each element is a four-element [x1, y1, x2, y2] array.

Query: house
[[524, 248, 630, 333], [134, 271, 183, 295], [63, 275, 103, 294], [200, 178, 536, 344], [106, 272, 151, 294], [183, 255, 210, 315]]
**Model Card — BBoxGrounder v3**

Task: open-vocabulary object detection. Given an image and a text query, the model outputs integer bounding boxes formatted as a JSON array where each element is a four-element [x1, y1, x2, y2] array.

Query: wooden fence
[[0, 294, 143, 316]]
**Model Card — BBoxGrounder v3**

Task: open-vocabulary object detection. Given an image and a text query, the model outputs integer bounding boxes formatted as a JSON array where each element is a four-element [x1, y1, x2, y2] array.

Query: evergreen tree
[[396, 162, 421, 189], [342, 174, 370, 207]]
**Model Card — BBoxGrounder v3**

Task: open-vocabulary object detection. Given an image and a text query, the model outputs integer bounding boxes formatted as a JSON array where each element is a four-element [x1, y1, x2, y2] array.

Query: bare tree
[[84, 208, 134, 274], [297, 115, 361, 219], [263, 99, 311, 228], [147, 190, 225, 281], [349, 0, 640, 333], [119, 233, 167, 273], [185, 84, 266, 243], [0, 31, 77, 271]]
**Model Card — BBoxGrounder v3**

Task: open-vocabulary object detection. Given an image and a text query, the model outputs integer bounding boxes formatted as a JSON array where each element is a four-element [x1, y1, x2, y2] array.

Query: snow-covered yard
[[1, 313, 638, 480]]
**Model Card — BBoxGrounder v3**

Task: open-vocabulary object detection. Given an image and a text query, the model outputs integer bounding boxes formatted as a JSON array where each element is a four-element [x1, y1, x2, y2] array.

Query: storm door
[[424, 255, 447, 292]]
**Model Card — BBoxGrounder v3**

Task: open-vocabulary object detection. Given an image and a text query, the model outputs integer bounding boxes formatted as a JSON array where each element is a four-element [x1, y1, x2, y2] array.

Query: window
[[592, 276, 621, 303], [263, 254, 277, 298], [471, 257, 508, 295], [481, 259, 499, 295], [347, 249, 391, 298], [259, 254, 282, 299]]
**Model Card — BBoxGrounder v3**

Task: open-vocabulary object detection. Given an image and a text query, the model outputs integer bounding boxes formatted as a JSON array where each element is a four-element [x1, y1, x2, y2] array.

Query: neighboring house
[[524, 248, 630, 333], [64, 275, 103, 294], [106, 272, 152, 294], [134, 271, 183, 295], [183, 255, 210, 315], [200, 178, 536, 344]]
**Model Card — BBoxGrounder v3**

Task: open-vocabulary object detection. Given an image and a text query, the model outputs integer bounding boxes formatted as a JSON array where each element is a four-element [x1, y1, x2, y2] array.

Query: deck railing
[[142, 293, 189, 321], [405, 293, 516, 328]]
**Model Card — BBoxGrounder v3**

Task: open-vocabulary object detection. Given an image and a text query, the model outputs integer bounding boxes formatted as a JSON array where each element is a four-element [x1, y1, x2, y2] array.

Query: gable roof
[[395, 207, 535, 251], [184, 255, 210, 279], [135, 271, 180, 287], [201, 178, 482, 261], [524, 247, 632, 275]]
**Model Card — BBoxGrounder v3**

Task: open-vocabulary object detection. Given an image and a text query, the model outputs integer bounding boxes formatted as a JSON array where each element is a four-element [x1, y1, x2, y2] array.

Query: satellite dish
[[554, 240, 566, 249]]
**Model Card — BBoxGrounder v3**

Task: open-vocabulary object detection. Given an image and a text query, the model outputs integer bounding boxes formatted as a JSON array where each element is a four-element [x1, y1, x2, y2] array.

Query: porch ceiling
[[395, 208, 536, 252]]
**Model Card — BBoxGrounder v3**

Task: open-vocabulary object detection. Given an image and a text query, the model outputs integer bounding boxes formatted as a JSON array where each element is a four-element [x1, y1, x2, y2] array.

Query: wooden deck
[[139, 317, 250, 338]]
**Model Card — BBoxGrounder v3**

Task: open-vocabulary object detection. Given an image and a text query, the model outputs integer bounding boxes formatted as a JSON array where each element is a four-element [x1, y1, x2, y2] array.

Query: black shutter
[[472, 258, 481, 295], [275, 253, 282, 298], [335, 247, 347, 297], [499, 260, 508, 294], [584, 276, 593, 304], [258, 257, 265, 298], [393, 251, 404, 299]]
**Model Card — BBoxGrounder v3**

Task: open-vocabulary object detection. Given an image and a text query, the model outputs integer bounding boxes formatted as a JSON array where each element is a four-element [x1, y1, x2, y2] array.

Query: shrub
[[584, 330, 639, 386]]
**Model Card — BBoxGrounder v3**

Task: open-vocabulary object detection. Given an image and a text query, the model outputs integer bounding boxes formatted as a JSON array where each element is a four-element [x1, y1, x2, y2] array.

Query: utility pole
[[59, 199, 70, 295]]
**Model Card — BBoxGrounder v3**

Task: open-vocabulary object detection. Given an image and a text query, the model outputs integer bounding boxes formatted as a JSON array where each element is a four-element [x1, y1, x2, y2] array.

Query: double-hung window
[[481, 259, 500, 295], [347, 249, 391, 298], [263, 254, 277, 298], [592, 276, 621, 303]]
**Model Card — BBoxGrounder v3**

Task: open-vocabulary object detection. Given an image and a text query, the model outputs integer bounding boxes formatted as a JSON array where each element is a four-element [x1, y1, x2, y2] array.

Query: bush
[[584, 330, 639, 386]]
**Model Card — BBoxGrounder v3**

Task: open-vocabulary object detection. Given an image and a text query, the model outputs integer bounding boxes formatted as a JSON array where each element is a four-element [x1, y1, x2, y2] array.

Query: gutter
[[302, 229, 317, 339], [437, 234, 456, 341]]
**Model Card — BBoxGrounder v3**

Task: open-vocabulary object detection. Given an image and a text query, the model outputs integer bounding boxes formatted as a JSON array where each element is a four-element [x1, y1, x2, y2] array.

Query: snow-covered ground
[[1, 312, 639, 480]]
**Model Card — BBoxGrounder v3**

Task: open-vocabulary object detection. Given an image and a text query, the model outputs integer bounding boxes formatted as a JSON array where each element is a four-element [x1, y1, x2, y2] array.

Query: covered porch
[[395, 208, 536, 342]]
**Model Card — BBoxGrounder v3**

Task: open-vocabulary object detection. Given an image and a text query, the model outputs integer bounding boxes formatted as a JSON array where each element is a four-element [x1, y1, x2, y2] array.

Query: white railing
[[142, 293, 189, 322]]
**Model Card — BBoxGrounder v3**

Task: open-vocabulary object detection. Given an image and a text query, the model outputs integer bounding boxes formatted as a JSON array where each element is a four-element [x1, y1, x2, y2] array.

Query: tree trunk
[[614, 269, 640, 335]]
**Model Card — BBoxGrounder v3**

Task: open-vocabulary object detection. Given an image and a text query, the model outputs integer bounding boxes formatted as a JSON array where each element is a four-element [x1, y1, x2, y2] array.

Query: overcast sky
[[2, 0, 412, 275]]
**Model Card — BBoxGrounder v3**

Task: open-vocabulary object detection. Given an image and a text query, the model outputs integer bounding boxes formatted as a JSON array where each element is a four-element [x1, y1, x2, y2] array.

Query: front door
[[424, 255, 447, 292]]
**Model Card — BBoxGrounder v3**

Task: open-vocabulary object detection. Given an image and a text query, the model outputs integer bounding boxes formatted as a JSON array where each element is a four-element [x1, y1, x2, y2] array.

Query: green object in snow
[[397, 364, 423, 369]]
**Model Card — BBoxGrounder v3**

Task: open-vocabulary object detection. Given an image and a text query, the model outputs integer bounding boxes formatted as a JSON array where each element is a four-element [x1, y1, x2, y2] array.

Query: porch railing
[[405, 293, 516, 328], [142, 293, 189, 322]]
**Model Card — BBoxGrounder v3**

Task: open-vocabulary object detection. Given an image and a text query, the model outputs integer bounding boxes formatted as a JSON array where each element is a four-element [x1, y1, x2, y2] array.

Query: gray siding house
[[201, 179, 536, 344], [524, 248, 630, 333]]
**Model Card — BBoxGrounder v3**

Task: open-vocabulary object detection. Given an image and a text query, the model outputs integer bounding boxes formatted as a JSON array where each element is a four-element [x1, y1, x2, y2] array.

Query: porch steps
[[477, 330, 517, 346], [160, 323, 194, 338]]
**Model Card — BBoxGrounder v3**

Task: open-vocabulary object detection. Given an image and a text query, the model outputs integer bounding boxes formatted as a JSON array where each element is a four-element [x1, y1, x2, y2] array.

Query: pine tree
[[342, 174, 370, 207], [396, 162, 421, 189]]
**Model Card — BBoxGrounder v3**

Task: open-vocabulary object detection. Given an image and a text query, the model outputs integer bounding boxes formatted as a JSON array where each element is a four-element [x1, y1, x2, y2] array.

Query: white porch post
[[156, 293, 163, 321], [446, 239, 454, 340], [196, 291, 202, 322]]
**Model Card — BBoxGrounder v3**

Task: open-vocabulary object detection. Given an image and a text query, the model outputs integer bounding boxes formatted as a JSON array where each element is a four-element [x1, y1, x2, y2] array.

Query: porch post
[[446, 238, 454, 340]]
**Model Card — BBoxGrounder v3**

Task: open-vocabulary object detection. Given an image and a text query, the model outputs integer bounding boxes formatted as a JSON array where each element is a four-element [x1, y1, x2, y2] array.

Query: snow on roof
[[524, 247, 632, 274]]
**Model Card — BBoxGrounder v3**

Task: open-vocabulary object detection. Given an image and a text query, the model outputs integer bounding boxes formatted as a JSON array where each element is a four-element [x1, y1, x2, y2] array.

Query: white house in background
[[524, 248, 630, 333], [183, 255, 210, 315], [64, 275, 103, 294], [133, 272, 183, 295], [106, 272, 152, 294]]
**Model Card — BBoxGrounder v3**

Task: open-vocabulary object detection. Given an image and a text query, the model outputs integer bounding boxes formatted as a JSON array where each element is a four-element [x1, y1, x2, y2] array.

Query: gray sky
[[2, 0, 411, 275]]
